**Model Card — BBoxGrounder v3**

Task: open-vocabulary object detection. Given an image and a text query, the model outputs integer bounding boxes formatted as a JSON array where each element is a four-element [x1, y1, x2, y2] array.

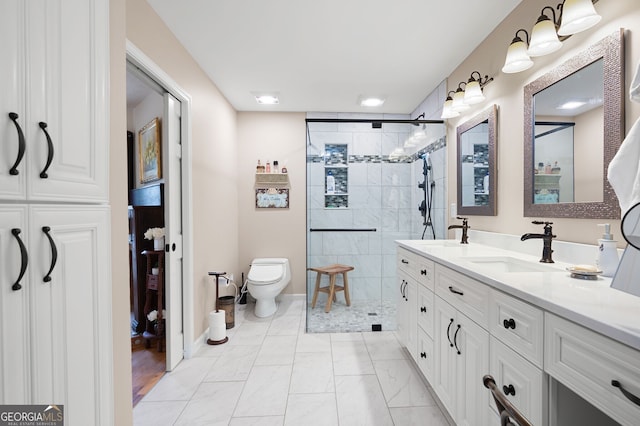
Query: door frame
[[126, 40, 195, 359]]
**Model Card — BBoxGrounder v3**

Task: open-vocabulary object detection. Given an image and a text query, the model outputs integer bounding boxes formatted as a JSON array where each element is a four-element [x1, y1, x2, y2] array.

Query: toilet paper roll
[[208, 311, 226, 341]]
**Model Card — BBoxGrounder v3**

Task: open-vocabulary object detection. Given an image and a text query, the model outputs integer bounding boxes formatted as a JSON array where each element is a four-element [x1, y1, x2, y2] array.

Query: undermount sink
[[460, 256, 560, 273]]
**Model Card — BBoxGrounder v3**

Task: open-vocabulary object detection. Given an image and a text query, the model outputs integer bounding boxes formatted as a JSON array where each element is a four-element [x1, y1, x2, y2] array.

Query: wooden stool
[[308, 264, 354, 313]]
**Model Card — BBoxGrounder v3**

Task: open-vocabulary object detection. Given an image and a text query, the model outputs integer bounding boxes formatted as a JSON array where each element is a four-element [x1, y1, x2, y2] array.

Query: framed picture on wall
[[139, 117, 162, 183], [256, 188, 289, 208]]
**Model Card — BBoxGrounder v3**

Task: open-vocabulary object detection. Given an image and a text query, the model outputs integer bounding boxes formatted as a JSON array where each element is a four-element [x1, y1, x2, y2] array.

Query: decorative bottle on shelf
[[265, 162, 271, 173], [273, 160, 279, 173], [326, 171, 336, 194], [256, 160, 265, 173]]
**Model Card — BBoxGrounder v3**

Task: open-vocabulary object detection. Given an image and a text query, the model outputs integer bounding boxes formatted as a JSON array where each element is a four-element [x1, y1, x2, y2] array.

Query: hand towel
[[607, 59, 640, 216]]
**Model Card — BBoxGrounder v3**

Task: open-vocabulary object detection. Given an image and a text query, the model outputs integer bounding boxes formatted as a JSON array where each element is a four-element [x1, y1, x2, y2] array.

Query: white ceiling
[[146, 0, 523, 113]]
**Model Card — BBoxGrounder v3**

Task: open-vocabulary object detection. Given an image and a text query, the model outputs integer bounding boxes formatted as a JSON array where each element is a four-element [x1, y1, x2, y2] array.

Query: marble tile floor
[[133, 297, 452, 426]]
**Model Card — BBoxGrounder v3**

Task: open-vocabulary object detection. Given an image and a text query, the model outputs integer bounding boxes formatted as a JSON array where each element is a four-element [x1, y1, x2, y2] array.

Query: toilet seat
[[248, 264, 283, 285]]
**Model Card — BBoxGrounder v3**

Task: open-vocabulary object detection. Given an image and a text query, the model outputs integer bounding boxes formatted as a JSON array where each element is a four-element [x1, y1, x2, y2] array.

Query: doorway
[[126, 46, 191, 405]]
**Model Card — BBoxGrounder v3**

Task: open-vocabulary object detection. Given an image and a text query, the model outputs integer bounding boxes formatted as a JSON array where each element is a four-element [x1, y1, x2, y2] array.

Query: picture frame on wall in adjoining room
[[139, 117, 162, 183]]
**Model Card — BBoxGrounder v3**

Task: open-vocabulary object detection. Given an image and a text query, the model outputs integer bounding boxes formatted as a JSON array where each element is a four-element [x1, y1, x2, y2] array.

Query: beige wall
[[237, 112, 307, 294], [109, 0, 130, 424], [112, 0, 240, 422], [445, 0, 640, 246]]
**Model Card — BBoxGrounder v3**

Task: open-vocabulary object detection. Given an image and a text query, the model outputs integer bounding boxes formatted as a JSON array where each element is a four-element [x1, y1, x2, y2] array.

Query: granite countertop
[[397, 239, 640, 351]]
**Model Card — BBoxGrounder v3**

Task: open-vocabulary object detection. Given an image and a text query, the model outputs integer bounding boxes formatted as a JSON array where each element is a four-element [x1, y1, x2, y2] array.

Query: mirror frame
[[523, 29, 624, 219], [456, 104, 498, 216]]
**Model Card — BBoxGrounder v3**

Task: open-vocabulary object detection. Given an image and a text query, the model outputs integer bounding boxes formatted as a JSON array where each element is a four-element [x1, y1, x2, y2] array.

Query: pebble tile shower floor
[[133, 297, 452, 425]]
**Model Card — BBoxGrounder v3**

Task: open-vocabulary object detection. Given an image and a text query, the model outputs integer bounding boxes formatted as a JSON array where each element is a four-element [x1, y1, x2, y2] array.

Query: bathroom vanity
[[396, 237, 640, 426]]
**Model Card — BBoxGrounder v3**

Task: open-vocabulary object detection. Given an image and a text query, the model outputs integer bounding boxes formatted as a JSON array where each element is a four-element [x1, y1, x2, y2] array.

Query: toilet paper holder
[[207, 271, 229, 345]]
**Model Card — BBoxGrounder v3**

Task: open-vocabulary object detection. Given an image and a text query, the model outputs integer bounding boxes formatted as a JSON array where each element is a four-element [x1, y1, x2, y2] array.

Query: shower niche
[[324, 144, 348, 209]]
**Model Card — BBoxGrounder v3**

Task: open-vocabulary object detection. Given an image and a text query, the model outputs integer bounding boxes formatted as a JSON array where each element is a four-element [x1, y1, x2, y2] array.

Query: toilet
[[247, 258, 291, 317]]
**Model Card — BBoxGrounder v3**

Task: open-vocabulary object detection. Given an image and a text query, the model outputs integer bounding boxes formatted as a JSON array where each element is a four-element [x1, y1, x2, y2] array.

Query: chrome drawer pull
[[612, 380, 640, 406]]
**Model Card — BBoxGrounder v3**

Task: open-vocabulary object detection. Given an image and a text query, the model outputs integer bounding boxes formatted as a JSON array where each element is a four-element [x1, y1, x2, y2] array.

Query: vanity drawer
[[435, 264, 490, 329], [490, 336, 545, 426], [417, 284, 434, 338], [489, 289, 543, 368], [417, 327, 434, 383], [415, 256, 435, 291], [397, 248, 417, 277], [545, 313, 640, 426]]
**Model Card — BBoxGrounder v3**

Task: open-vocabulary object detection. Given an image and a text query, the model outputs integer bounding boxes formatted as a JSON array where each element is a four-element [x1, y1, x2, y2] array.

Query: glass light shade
[[528, 18, 562, 57], [463, 80, 485, 105], [441, 98, 459, 119], [451, 90, 470, 112], [558, 0, 601, 36], [502, 40, 534, 73]]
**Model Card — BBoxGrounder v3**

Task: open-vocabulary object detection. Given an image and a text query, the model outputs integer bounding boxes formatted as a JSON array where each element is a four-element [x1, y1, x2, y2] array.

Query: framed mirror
[[456, 104, 498, 216], [524, 30, 624, 218]]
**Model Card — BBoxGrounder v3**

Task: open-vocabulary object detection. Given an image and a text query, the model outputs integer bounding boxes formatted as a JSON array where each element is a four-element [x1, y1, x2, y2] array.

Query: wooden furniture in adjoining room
[[129, 184, 164, 334], [142, 250, 165, 352], [309, 264, 354, 313]]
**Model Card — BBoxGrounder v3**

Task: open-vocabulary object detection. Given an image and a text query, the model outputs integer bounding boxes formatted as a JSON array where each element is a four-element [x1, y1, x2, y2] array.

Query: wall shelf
[[255, 173, 289, 185]]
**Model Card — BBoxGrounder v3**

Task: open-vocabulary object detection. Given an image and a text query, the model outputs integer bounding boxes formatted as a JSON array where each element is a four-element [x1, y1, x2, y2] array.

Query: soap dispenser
[[597, 223, 619, 277]]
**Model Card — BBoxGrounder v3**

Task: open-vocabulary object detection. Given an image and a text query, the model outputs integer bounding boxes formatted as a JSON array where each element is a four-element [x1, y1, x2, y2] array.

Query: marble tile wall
[[306, 111, 447, 313]]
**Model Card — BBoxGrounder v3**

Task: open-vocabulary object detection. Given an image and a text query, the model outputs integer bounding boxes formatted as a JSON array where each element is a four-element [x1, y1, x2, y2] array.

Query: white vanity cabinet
[[545, 313, 640, 426], [0, 0, 109, 202]]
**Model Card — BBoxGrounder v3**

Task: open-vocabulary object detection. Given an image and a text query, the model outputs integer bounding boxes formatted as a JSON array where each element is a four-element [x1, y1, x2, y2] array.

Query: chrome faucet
[[521, 220, 556, 263], [448, 217, 469, 244]]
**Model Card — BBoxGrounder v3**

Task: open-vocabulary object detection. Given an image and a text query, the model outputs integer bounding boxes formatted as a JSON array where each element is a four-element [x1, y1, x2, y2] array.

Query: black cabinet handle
[[612, 380, 640, 406], [503, 318, 516, 329], [11, 228, 28, 291], [42, 226, 58, 282], [503, 384, 516, 396], [171, 243, 175, 252], [420, 306, 427, 313], [38, 122, 54, 178], [401, 259, 409, 264], [447, 318, 454, 347], [8, 112, 26, 176], [421, 269, 427, 276], [448, 286, 464, 296], [454, 324, 461, 355], [420, 352, 427, 359]]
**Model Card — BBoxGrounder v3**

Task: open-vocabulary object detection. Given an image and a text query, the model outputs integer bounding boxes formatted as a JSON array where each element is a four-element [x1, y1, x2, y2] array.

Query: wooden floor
[[131, 335, 166, 407]]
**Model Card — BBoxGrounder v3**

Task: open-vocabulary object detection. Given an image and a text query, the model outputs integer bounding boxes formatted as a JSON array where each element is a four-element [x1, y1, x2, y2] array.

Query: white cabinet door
[[0, 206, 112, 424], [434, 296, 457, 417], [29, 205, 112, 425], [417, 284, 434, 338], [0, 206, 30, 403], [0, 0, 108, 202], [406, 279, 418, 360], [396, 272, 409, 347], [455, 312, 490, 426]]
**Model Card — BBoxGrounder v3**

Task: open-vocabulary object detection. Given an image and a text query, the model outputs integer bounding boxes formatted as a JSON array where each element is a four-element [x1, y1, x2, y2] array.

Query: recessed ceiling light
[[255, 94, 279, 105], [359, 96, 385, 107], [557, 100, 587, 110]]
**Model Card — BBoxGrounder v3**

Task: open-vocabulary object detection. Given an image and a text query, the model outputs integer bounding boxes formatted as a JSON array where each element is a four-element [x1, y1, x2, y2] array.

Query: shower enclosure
[[306, 116, 446, 333]]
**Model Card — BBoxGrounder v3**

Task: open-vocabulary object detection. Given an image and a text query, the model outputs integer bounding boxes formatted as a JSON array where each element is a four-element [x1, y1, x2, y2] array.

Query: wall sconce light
[[440, 71, 494, 119], [464, 71, 494, 105], [558, 0, 601, 36], [528, 6, 563, 56], [451, 82, 471, 113], [502, 29, 534, 73], [502, 0, 601, 73], [440, 91, 460, 119]]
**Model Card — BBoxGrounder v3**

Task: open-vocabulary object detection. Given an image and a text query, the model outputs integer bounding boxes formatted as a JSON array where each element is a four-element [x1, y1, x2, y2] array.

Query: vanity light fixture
[[502, 29, 534, 73], [502, 0, 601, 73], [464, 71, 494, 105], [451, 83, 471, 113], [359, 96, 385, 107], [528, 6, 563, 57], [440, 91, 460, 119], [557, 0, 601, 36]]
